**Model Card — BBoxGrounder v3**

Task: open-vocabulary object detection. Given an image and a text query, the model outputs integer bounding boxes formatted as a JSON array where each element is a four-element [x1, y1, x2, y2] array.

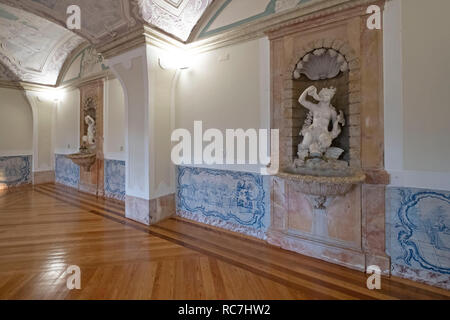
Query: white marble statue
[[297, 85, 345, 162], [85, 115, 96, 145]]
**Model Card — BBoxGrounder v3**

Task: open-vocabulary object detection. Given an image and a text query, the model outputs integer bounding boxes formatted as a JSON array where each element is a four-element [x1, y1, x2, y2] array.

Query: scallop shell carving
[[293, 48, 349, 81]]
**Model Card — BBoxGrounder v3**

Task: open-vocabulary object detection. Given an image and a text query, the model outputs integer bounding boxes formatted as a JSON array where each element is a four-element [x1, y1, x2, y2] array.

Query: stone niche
[[267, 1, 391, 273], [78, 79, 105, 196]]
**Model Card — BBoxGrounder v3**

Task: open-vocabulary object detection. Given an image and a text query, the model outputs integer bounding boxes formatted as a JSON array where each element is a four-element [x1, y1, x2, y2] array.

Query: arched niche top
[[293, 47, 349, 81], [285, 39, 360, 82]]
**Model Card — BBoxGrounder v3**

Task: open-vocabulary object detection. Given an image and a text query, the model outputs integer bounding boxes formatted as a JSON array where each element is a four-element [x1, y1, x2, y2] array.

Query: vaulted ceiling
[[0, 0, 214, 45], [0, 0, 311, 85], [0, 0, 214, 85], [139, 0, 213, 41], [0, 3, 84, 85]]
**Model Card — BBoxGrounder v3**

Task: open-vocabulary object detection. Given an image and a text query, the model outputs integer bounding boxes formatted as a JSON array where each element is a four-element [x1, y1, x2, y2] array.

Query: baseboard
[[33, 171, 55, 185]]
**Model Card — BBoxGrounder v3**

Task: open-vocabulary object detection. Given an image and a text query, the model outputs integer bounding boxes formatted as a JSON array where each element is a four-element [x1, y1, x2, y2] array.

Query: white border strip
[[383, 0, 450, 192], [384, 0, 404, 172], [180, 163, 266, 174], [54, 149, 79, 155], [389, 170, 450, 192], [104, 152, 126, 161], [0, 151, 33, 157]]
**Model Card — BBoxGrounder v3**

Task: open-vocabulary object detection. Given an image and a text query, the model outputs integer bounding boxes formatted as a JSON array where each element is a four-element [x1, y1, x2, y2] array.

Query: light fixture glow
[[39, 88, 65, 102], [159, 49, 193, 70]]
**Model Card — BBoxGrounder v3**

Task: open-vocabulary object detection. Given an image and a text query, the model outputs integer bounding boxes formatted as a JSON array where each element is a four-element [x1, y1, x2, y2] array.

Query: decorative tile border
[[55, 154, 80, 188], [0, 155, 32, 189], [386, 187, 450, 289], [176, 166, 270, 239], [104, 159, 126, 201]]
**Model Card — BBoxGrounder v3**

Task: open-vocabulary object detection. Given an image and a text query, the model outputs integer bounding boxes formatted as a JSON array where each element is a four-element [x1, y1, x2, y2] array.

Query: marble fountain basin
[[277, 167, 366, 197], [66, 153, 96, 171]]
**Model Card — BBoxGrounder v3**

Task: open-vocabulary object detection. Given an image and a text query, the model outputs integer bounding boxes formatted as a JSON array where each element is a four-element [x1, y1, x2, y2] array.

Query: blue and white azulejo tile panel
[[55, 154, 80, 188], [0, 155, 32, 188], [386, 187, 450, 289], [176, 166, 270, 239], [104, 159, 125, 201]]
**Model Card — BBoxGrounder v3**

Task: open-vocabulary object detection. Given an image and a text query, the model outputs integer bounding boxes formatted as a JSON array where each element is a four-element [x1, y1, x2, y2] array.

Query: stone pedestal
[[126, 194, 175, 225], [33, 171, 55, 185]]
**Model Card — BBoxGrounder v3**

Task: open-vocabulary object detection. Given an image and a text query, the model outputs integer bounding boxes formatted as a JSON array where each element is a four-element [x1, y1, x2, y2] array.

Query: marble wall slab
[[55, 154, 80, 188], [0, 155, 32, 189], [386, 187, 450, 289], [176, 166, 270, 239], [33, 170, 55, 185], [104, 159, 126, 201], [126, 193, 175, 226]]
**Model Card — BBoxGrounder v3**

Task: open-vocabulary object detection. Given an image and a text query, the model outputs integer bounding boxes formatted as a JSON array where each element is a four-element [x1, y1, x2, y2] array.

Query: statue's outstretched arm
[[299, 86, 318, 111]]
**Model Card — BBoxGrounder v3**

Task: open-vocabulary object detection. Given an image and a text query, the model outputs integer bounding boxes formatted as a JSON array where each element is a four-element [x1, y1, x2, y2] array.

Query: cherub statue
[[297, 85, 345, 162], [85, 115, 96, 145]]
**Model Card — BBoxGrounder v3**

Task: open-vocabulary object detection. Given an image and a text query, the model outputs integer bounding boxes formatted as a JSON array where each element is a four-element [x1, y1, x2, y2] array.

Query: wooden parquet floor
[[0, 184, 448, 300]]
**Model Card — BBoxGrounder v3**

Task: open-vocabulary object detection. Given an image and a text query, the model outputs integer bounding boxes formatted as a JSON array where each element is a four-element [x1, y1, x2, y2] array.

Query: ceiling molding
[[55, 42, 91, 87], [58, 70, 113, 91], [143, 25, 185, 50], [58, 45, 111, 87], [0, 0, 380, 87], [188, 0, 226, 43], [187, 0, 379, 53], [197, 0, 278, 39], [0, 79, 55, 91], [97, 25, 188, 60], [190, 0, 305, 42], [95, 27, 147, 60], [99, 0, 380, 59]]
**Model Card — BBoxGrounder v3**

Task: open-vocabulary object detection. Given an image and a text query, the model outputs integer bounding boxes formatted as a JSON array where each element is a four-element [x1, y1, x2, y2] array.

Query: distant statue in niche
[[297, 85, 345, 164], [85, 115, 96, 146]]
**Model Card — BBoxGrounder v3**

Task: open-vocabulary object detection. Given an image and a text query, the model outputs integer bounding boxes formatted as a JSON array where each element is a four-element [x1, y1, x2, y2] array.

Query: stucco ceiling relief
[[0, 3, 84, 84], [136, 0, 213, 41]]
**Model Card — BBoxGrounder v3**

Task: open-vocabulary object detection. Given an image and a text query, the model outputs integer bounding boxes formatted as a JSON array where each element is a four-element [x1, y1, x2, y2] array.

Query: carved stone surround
[[78, 79, 105, 196], [281, 38, 361, 170], [267, 1, 390, 274]]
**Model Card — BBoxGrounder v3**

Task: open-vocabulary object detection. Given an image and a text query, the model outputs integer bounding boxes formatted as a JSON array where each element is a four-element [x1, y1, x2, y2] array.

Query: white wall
[[147, 45, 177, 198], [108, 47, 151, 200], [104, 77, 126, 160], [54, 78, 126, 159], [402, 0, 450, 172], [26, 91, 57, 172], [36, 101, 54, 170], [175, 38, 270, 172], [55, 88, 80, 154], [384, 0, 450, 191], [0, 87, 33, 155]]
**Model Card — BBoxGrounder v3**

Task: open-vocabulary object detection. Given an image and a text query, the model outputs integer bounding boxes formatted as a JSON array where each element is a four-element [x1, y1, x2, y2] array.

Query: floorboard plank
[[0, 184, 448, 300]]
